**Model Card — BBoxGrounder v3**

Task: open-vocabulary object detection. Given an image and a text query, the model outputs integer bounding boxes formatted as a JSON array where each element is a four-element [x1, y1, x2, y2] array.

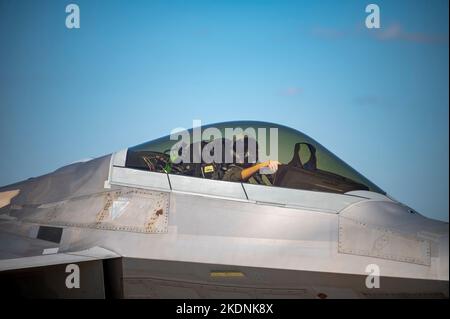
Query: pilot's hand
[[262, 160, 281, 172]]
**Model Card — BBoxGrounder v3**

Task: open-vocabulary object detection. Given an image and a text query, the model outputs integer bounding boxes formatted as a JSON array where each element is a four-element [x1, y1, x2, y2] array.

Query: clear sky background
[[0, 0, 448, 221]]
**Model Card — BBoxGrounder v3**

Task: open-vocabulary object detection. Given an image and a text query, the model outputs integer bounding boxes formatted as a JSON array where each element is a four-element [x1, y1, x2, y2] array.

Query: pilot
[[222, 136, 280, 183]]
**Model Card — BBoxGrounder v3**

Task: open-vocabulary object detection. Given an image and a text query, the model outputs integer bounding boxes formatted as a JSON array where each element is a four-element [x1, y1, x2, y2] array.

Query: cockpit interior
[[125, 121, 384, 195]]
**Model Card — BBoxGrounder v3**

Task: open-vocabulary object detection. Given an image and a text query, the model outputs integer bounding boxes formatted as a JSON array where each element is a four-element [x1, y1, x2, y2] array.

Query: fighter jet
[[0, 121, 448, 298]]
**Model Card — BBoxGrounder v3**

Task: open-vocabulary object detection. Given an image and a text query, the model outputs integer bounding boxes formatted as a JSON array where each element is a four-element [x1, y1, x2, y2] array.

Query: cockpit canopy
[[126, 121, 384, 195]]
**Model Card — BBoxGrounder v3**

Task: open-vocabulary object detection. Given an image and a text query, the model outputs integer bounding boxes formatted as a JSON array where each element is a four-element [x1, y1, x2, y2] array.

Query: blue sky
[[0, 0, 448, 221]]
